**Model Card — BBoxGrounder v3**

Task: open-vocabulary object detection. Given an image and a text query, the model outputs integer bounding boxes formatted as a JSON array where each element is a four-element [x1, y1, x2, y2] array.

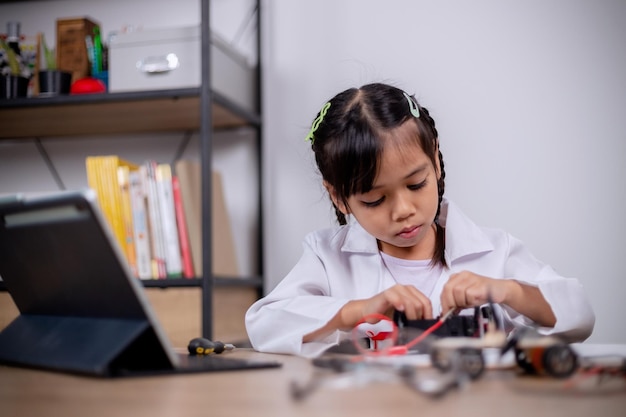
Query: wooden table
[[1, 349, 624, 417]]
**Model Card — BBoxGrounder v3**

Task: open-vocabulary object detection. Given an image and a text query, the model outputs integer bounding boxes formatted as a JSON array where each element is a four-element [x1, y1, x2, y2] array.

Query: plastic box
[[109, 26, 256, 112]]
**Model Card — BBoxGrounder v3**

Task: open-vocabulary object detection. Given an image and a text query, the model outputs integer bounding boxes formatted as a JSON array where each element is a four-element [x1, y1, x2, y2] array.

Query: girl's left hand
[[440, 270, 510, 314]]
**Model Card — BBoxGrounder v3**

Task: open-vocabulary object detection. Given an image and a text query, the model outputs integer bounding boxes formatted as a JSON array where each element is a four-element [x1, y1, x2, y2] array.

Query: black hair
[[308, 83, 446, 266]]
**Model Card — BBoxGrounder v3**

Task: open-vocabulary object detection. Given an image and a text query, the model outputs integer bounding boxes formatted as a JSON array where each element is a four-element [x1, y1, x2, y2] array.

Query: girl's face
[[333, 138, 440, 260]]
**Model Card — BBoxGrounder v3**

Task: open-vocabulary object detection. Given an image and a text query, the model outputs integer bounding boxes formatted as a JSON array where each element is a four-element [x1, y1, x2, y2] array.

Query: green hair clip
[[403, 92, 420, 118], [305, 101, 331, 143]]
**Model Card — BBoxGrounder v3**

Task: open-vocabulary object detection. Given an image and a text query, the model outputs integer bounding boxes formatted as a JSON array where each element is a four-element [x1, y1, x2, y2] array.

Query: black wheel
[[542, 344, 578, 378], [515, 348, 537, 374], [430, 348, 452, 372], [458, 347, 485, 380]]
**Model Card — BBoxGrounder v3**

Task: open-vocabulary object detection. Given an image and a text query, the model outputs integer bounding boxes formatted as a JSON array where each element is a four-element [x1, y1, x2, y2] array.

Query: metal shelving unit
[[0, 0, 263, 340]]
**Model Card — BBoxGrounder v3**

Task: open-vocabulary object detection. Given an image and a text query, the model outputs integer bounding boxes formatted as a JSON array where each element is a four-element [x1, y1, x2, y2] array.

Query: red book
[[172, 174, 195, 278]]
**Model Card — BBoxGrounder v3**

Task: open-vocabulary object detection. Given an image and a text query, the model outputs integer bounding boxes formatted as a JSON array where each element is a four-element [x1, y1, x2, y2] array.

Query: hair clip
[[403, 92, 420, 118], [305, 102, 331, 143]]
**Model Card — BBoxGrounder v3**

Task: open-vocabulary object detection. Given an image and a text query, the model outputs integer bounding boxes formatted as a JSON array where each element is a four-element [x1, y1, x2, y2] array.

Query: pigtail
[[333, 204, 347, 226], [433, 147, 447, 267], [415, 105, 447, 267], [436, 147, 446, 222]]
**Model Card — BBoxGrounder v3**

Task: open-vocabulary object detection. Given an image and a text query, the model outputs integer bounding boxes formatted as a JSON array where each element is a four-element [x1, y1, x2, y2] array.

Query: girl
[[245, 83, 595, 357]]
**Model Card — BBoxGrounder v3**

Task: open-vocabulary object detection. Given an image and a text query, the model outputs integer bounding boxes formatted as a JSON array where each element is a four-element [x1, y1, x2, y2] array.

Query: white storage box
[[109, 26, 256, 112]]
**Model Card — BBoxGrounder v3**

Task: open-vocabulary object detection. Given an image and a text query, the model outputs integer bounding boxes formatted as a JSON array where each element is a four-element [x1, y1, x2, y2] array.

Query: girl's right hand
[[342, 284, 433, 328], [304, 285, 433, 343]]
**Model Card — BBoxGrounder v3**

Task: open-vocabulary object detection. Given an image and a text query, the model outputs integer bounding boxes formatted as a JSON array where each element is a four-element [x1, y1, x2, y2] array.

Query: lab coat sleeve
[[245, 235, 351, 357], [501, 235, 595, 342]]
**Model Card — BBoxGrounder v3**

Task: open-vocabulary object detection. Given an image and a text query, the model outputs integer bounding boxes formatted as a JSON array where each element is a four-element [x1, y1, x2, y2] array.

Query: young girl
[[245, 83, 595, 357]]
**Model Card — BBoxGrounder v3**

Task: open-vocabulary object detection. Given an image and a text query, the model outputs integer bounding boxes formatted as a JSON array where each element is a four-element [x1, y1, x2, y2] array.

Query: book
[[155, 163, 182, 278], [85, 155, 138, 264], [172, 174, 195, 278], [174, 160, 202, 276], [142, 162, 167, 279], [117, 165, 138, 277], [128, 169, 153, 279]]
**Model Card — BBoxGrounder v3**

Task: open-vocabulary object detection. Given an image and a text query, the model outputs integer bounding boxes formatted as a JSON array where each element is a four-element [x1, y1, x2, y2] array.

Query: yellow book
[[85, 156, 100, 193], [85, 155, 138, 269], [86, 156, 108, 230], [117, 165, 138, 277]]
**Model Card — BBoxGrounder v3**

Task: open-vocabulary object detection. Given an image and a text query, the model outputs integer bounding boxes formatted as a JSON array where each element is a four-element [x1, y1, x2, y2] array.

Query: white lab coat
[[245, 199, 595, 357]]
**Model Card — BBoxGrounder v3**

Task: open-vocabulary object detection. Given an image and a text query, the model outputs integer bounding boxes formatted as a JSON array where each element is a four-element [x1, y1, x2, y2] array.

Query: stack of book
[[85, 156, 238, 279]]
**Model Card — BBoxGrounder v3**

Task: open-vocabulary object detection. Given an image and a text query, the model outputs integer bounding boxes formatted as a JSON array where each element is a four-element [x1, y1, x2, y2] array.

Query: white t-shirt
[[380, 252, 443, 298]]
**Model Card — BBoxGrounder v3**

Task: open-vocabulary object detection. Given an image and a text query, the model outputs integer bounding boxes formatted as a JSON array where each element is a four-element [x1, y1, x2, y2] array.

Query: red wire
[[350, 310, 454, 359], [404, 317, 446, 349]]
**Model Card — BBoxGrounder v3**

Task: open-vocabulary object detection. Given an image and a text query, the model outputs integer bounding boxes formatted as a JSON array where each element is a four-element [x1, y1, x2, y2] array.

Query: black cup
[[0, 74, 29, 99], [38, 70, 72, 96]]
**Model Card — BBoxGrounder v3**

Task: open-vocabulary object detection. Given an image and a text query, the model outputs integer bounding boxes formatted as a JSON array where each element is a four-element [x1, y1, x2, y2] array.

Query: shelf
[[0, 88, 260, 140], [0, 276, 263, 292], [141, 276, 264, 289]]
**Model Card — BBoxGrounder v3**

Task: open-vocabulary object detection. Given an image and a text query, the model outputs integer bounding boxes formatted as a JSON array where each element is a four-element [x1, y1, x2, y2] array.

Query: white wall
[[261, 0, 626, 344], [1, 0, 624, 344]]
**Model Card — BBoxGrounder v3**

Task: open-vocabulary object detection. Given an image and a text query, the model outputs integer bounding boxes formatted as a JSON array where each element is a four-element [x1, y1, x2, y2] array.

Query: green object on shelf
[[41, 34, 56, 70], [92, 26, 103, 74], [0, 38, 21, 76]]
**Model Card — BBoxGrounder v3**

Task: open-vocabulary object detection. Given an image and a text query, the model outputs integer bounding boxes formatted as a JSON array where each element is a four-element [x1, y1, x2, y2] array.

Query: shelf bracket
[[171, 130, 194, 166], [34, 138, 66, 190]]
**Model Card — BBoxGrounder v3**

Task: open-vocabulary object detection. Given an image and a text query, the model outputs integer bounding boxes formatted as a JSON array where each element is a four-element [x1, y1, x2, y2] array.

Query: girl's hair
[[308, 83, 446, 266]]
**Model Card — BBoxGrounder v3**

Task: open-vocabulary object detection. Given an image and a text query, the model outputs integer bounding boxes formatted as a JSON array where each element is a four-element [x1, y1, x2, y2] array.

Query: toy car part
[[514, 342, 579, 379], [430, 346, 486, 380]]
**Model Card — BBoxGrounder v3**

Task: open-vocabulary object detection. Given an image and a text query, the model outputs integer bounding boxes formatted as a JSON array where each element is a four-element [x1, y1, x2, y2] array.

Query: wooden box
[[56, 17, 99, 83]]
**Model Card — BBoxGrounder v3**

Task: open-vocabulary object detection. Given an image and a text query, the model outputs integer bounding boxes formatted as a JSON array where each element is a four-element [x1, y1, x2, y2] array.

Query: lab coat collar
[[340, 219, 380, 254], [439, 198, 495, 264], [340, 198, 495, 264]]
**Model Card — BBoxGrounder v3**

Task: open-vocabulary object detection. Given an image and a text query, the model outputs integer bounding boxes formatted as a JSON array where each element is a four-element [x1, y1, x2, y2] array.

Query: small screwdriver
[[187, 337, 235, 355]]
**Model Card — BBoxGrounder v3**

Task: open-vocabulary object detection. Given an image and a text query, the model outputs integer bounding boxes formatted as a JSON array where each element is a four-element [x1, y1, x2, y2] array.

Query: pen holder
[[38, 70, 72, 96]]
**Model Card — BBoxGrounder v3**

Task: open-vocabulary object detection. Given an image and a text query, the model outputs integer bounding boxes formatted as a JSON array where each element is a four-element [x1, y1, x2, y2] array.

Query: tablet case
[[0, 190, 279, 376]]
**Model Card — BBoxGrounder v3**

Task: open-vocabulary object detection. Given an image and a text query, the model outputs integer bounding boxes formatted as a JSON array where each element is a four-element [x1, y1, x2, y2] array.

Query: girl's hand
[[440, 271, 509, 314], [303, 285, 432, 343], [440, 270, 556, 327], [342, 284, 433, 328]]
